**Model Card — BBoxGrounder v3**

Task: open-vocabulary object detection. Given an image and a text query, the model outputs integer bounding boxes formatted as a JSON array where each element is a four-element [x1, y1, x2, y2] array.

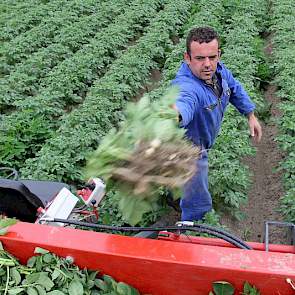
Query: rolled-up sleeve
[[225, 68, 255, 115]]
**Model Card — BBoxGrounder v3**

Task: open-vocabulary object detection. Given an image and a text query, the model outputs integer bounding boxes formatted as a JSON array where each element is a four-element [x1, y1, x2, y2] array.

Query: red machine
[[0, 168, 294, 294]]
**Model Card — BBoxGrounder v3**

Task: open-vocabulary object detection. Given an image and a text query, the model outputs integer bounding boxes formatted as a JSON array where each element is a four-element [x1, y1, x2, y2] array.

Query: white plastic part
[[37, 187, 78, 226], [175, 221, 194, 227], [82, 178, 106, 206]]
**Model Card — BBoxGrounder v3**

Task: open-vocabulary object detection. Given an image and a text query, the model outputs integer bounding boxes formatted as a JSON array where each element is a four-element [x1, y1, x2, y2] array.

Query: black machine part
[[0, 178, 69, 222]]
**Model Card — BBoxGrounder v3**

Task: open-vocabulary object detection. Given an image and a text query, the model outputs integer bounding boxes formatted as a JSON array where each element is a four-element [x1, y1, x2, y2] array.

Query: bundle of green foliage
[[85, 88, 199, 225], [0, 245, 140, 295]]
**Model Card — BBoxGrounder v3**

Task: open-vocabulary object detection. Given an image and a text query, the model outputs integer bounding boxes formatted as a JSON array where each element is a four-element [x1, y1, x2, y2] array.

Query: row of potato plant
[[0, 0, 164, 169], [0, 0, 130, 110], [0, 0, 70, 42], [0, 0, 111, 75], [209, 0, 267, 218], [271, 0, 295, 223], [22, 0, 219, 227], [20, 0, 195, 185], [0, 0, 43, 20]]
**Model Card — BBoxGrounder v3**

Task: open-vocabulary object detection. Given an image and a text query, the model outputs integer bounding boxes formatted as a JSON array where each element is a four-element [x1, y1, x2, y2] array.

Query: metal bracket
[[264, 221, 295, 251], [286, 278, 295, 290]]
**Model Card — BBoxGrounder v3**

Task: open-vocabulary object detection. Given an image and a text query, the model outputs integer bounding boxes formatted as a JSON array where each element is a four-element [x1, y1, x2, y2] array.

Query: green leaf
[[116, 282, 140, 295], [47, 291, 66, 295], [34, 247, 49, 255], [94, 279, 108, 291], [26, 272, 41, 284], [36, 258, 43, 271], [26, 272, 54, 290], [103, 275, 117, 290], [0, 219, 17, 235], [43, 253, 53, 263], [0, 227, 8, 235], [35, 285, 47, 295], [119, 195, 153, 225], [27, 287, 38, 295], [244, 282, 251, 293], [243, 281, 260, 295], [68, 279, 84, 295], [0, 218, 17, 229], [213, 281, 235, 295], [27, 256, 37, 267], [38, 272, 54, 290], [0, 241, 3, 250], [52, 268, 60, 280], [88, 271, 99, 281], [10, 267, 21, 285], [87, 279, 95, 289], [7, 288, 24, 294]]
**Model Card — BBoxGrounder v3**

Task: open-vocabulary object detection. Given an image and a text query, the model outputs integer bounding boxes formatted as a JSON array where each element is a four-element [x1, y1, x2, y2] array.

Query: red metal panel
[[1, 222, 295, 295]]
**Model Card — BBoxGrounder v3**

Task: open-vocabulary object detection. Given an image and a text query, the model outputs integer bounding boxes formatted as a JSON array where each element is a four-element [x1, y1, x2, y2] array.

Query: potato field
[[0, 0, 294, 232]]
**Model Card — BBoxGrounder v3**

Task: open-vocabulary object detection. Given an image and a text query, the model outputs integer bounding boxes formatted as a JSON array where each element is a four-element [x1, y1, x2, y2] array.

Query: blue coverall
[[172, 62, 255, 221]]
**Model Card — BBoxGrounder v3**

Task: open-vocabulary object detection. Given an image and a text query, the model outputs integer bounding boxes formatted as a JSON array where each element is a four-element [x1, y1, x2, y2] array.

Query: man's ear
[[218, 49, 221, 60], [184, 52, 191, 63]]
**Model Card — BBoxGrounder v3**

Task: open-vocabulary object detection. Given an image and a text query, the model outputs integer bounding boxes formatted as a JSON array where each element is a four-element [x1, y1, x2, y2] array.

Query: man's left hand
[[247, 112, 262, 142]]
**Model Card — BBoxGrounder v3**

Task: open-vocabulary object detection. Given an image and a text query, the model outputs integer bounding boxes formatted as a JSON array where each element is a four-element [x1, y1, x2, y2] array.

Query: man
[[172, 26, 262, 221]]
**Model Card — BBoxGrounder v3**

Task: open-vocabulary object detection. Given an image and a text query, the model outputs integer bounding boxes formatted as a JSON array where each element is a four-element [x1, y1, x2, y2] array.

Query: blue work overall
[[172, 62, 255, 221]]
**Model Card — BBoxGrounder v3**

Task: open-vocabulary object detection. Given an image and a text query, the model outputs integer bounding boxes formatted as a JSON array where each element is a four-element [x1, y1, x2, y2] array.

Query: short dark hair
[[186, 27, 220, 57]]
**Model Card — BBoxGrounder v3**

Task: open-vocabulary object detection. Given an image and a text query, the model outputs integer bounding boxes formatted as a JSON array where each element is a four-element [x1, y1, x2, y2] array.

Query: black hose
[[53, 218, 252, 250], [191, 223, 252, 250]]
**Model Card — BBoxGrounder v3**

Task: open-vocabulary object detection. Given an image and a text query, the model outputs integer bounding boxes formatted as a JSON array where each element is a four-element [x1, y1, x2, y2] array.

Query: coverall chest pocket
[[200, 100, 219, 134], [221, 87, 231, 108]]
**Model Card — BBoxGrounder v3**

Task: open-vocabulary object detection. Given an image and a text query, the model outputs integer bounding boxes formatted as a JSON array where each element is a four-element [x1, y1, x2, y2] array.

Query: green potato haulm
[[0, 243, 140, 295], [85, 88, 200, 225]]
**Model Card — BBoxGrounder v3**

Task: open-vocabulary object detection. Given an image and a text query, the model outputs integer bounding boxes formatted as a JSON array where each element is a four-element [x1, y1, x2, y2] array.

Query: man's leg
[[180, 151, 212, 221]]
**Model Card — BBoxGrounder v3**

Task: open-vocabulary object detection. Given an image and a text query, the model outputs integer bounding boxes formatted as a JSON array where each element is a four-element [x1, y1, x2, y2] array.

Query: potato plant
[[0, 245, 140, 295], [271, 0, 295, 223]]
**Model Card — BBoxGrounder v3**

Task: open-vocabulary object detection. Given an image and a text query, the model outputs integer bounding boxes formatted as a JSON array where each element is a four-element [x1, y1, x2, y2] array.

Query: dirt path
[[221, 83, 286, 243], [222, 31, 290, 243]]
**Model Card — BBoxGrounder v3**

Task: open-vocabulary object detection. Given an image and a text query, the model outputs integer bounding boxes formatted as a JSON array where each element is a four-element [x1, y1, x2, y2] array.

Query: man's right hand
[[247, 112, 262, 142], [171, 104, 182, 122]]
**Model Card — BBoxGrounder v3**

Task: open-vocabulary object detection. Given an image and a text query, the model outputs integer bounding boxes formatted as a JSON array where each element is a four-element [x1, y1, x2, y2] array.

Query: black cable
[[53, 218, 252, 250], [192, 223, 252, 250]]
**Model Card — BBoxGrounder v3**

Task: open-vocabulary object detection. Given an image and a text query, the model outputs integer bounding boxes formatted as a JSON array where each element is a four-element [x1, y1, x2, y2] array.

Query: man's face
[[184, 39, 220, 82]]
